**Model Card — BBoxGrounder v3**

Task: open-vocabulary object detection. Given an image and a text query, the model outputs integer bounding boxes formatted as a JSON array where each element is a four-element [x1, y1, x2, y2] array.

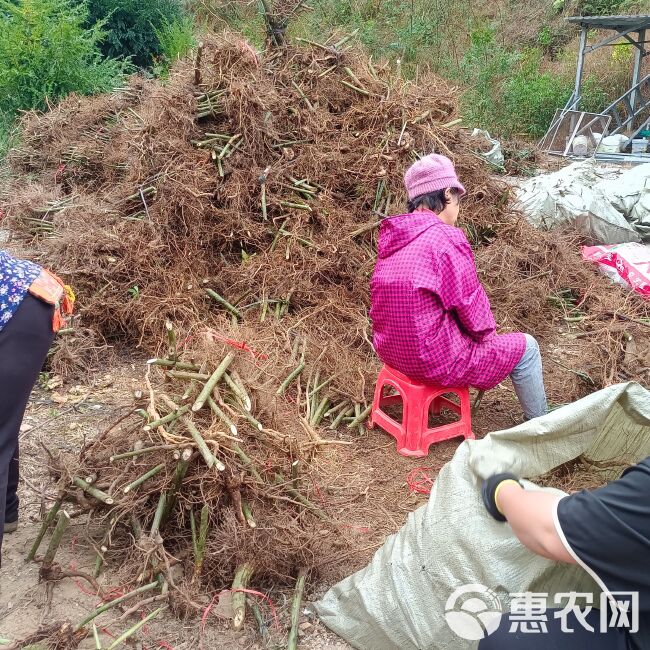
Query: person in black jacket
[[479, 460, 650, 649]]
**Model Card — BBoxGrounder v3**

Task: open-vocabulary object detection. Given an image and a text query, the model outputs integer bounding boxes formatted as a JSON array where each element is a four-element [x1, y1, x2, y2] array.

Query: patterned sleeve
[[437, 240, 496, 342]]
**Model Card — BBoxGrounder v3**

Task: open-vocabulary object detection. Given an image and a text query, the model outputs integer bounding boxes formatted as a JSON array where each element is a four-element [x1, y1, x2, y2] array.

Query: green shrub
[[0, 0, 127, 124], [153, 14, 195, 74], [85, 0, 186, 67], [498, 49, 572, 137], [502, 74, 572, 137], [577, 0, 625, 14], [459, 35, 605, 138], [458, 27, 517, 132]]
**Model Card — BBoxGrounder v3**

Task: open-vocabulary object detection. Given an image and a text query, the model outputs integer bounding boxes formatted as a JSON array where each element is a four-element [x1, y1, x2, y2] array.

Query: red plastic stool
[[369, 365, 474, 457]]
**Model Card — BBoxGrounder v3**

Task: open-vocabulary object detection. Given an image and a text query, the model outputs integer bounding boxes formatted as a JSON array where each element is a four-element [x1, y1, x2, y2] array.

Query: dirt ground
[[0, 351, 528, 649]]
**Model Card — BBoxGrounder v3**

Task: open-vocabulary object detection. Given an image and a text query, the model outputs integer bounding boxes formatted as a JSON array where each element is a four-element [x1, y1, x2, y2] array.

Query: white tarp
[[314, 382, 650, 650], [471, 129, 504, 168], [515, 160, 650, 245]]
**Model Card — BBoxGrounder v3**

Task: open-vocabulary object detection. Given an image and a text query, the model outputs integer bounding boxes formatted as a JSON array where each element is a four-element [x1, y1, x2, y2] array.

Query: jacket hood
[[377, 211, 442, 258]]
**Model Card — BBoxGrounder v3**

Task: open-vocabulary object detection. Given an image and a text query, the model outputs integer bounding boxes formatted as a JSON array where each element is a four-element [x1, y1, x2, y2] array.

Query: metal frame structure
[[566, 15, 650, 115], [539, 110, 611, 155], [543, 15, 650, 155]]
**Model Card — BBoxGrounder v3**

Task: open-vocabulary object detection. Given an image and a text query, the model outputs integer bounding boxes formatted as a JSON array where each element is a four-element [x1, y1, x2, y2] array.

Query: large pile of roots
[[6, 32, 649, 398]]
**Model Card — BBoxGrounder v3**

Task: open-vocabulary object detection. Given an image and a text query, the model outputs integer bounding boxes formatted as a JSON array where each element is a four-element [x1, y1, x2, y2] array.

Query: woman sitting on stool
[[369, 153, 547, 421]]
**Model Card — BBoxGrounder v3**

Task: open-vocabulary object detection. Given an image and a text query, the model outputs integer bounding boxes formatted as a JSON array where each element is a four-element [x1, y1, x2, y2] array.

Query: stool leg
[[431, 396, 442, 416], [403, 387, 426, 454], [471, 390, 485, 418], [370, 378, 383, 430], [460, 389, 474, 440]]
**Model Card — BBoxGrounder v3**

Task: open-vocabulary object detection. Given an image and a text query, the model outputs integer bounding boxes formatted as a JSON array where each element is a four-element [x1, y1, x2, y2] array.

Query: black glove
[[482, 473, 522, 522]]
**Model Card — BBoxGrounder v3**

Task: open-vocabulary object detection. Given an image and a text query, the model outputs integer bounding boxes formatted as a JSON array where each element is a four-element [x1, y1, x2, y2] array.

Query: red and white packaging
[[582, 243, 650, 298]]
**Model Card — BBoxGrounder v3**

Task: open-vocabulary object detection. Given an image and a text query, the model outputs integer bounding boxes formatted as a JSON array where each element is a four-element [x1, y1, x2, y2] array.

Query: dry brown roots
[[5, 32, 649, 395], [538, 455, 631, 493], [3, 623, 85, 650], [28, 338, 365, 649], [4, 30, 650, 647]]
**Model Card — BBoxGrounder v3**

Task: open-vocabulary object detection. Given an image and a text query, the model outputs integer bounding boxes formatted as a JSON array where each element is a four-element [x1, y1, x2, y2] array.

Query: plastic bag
[[314, 383, 650, 650], [597, 133, 629, 153], [515, 160, 640, 244], [470, 129, 504, 168], [515, 160, 650, 244], [582, 242, 650, 297]]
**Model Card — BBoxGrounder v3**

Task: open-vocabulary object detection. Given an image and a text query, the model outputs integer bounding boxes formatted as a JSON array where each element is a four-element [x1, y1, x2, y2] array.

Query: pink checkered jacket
[[370, 210, 526, 390]]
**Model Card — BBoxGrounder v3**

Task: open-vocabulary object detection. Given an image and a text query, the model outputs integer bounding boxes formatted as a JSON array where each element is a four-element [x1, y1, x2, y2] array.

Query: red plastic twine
[[406, 467, 435, 495], [54, 163, 66, 182], [208, 331, 268, 360], [178, 329, 268, 361]]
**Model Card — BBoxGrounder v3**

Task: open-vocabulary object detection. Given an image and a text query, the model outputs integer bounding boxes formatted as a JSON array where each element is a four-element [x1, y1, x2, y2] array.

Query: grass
[[153, 14, 196, 76], [188, 0, 635, 139]]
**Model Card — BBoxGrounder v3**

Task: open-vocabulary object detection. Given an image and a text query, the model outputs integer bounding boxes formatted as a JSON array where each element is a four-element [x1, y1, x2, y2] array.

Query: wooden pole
[[110, 445, 176, 462], [223, 371, 252, 411], [205, 289, 242, 319], [92, 623, 102, 650], [241, 501, 256, 528]]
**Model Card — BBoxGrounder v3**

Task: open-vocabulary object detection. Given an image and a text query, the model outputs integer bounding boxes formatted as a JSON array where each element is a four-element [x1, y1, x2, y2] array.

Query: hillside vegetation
[[2, 0, 650, 155], [194, 0, 650, 137]]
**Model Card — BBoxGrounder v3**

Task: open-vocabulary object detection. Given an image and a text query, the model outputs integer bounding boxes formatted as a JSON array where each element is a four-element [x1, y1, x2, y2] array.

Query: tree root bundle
[[23, 340, 354, 647]]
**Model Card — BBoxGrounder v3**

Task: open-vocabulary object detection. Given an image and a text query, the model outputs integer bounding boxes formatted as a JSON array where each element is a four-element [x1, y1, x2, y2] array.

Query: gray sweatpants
[[510, 334, 547, 420]]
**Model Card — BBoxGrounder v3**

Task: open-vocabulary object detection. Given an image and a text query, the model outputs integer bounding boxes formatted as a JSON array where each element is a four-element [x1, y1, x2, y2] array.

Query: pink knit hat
[[404, 154, 466, 201]]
